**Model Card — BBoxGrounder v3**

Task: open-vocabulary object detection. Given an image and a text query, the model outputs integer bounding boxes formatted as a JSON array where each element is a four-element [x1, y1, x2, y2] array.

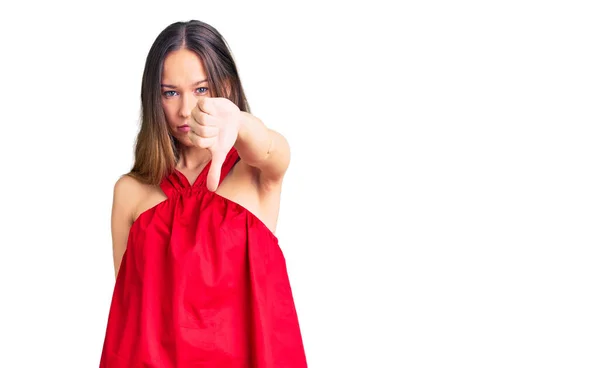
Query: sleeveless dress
[[100, 148, 307, 367]]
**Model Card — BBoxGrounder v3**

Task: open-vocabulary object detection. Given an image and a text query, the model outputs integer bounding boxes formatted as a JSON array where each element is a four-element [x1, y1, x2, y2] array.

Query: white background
[[0, 1, 599, 367]]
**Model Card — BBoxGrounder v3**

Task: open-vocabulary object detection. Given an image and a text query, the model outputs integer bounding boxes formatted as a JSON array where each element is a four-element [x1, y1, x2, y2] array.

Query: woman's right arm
[[111, 175, 138, 279]]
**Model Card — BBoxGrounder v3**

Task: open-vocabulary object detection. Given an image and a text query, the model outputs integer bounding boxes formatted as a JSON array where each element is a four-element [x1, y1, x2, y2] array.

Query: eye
[[195, 87, 209, 95], [162, 90, 178, 98]]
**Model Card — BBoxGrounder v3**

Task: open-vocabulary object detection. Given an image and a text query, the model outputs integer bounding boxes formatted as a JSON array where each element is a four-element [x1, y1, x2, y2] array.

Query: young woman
[[100, 20, 307, 367]]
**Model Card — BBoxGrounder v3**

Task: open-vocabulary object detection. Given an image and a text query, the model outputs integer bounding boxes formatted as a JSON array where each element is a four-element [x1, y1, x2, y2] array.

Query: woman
[[100, 20, 307, 367]]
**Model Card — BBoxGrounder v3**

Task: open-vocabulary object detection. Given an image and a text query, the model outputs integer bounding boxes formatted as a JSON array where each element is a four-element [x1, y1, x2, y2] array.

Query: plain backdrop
[[0, 1, 599, 367]]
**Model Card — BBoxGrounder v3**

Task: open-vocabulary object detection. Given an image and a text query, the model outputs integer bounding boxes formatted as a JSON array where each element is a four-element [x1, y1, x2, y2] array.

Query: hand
[[189, 97, 242, 192]]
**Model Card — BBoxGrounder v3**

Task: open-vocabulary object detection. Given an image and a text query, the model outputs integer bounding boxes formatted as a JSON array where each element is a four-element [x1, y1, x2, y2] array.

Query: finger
[[191, 106, 217, 127], [188, 133, 216, 149], [206, 149, 226, 192], [190, 124, 218, 138], [196, 97, 214, 115]]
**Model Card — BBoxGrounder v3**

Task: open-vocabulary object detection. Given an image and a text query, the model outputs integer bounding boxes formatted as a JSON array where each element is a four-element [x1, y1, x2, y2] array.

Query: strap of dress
[[217, 147, 241, 185], [158, 147, 241, 196], [159, 168, 186, 198]]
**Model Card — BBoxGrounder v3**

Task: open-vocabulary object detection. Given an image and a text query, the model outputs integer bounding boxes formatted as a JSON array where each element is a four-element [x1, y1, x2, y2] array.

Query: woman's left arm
[[234, 111, 291, 185]]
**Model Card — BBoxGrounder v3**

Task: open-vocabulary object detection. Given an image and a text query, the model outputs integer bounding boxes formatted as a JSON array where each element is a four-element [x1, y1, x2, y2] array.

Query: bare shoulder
[[112, 174, 147, 224], [227, 159, 284, 195], [111, 174, 149, 277], [114, 174, 145, 201], [218, 159, 284, 233]]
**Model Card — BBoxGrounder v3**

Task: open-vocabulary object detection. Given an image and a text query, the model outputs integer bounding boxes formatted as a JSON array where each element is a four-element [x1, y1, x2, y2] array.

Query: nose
[[179, 92, 198, 119]]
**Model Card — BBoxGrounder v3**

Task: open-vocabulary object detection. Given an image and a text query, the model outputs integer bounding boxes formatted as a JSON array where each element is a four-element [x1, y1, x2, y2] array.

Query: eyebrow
[[161, 79, 208, 89]]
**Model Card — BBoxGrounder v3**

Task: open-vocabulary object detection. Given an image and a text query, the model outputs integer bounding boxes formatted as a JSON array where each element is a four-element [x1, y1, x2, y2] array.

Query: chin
[[176, 137, 195, 148], [169, 132, 191, 147]]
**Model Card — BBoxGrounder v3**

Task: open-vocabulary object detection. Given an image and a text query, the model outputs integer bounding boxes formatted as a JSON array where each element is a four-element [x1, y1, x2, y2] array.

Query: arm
[[110, 175, 137, 279], [234, 111, 291, 186]]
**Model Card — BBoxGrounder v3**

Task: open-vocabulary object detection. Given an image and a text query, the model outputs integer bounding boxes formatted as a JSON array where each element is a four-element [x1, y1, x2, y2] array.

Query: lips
[[177, 124, 191, 132]]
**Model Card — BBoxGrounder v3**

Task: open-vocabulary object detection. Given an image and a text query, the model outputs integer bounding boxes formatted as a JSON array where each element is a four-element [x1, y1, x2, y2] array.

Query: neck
[[176, 145, 211, 171]]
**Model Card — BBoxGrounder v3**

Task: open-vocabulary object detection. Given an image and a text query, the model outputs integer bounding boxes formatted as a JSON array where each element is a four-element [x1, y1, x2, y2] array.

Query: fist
[[189, 97, 242, 192]]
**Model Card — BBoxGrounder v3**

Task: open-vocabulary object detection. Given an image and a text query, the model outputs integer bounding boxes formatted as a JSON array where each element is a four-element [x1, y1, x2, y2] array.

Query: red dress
[[100, 148, 307, 367]]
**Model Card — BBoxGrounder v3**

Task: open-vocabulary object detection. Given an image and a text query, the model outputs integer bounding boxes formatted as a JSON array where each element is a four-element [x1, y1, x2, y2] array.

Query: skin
[[110, 48, 290, 278]]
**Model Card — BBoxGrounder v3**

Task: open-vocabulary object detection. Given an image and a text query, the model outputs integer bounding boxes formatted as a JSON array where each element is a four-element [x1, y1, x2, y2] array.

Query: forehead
[[162, 48, 207, 83]]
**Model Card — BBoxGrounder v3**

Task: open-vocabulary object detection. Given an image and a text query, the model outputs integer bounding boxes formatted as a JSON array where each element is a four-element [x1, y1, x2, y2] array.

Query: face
[[161, 48, 211, 146]]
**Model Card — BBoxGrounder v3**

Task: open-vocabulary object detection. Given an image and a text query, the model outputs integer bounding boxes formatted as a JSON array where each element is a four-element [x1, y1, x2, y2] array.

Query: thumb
[[206, 148, 226, 192]]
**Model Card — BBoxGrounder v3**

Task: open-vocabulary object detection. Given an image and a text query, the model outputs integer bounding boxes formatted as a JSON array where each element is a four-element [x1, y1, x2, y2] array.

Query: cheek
[[161, 101, 178, 125]]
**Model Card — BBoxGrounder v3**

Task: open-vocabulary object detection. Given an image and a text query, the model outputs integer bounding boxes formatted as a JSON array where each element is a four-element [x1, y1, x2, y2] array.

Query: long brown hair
[[128, 20, 251, 185]]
